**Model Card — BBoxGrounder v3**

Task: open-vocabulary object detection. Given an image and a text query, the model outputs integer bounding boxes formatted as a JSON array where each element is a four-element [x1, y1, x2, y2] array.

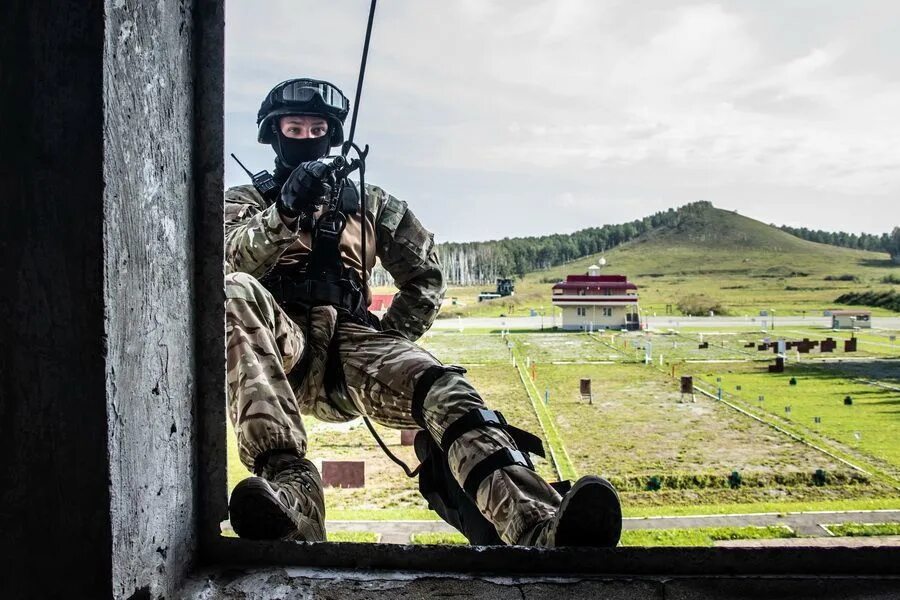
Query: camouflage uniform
[[225, 183, 562, 544]]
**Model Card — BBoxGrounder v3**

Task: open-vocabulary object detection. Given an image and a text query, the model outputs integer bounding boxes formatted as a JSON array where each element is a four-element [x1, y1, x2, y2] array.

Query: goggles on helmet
[[257, 78, 350, 146], [271, 79, 349, 114]]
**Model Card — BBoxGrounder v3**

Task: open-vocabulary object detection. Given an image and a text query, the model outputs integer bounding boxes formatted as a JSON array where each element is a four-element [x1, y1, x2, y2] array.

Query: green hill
[[438, 203, 899, 318]]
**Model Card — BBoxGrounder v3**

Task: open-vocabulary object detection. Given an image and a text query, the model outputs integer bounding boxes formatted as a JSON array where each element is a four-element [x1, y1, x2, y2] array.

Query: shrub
[[835, 289, 900, 312], [676, 294, 728, 316], [824, 274, 859, 281], [813, 469, 828, 487]]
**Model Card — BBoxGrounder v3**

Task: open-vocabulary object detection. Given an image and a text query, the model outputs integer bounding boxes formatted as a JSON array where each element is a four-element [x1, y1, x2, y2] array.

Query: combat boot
[[518, 475, 622, 548], [229, 451, 326, 542]]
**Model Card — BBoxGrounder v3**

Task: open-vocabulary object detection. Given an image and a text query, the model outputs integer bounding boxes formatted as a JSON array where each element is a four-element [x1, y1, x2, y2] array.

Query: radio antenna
[[230, 153, 254, 178]]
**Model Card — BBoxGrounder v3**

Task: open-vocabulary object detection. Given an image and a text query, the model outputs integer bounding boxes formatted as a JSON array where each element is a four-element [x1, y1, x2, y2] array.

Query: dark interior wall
[[0, 1, 112, 597], [0, 1, 214, 597], [103, 1, 198, 597]]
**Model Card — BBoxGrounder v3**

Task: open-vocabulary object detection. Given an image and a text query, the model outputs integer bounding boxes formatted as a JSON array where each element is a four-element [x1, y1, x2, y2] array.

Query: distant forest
[[370, 202, 900, 287], [370, 202, 714, 287], [430, 202, 716, 286], [777, 225, 900, 256]]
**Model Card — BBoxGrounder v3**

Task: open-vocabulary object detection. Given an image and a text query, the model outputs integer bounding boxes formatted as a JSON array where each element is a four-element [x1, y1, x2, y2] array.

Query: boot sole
[[229, 477, 302, 541], [554, 475, 622, 547]]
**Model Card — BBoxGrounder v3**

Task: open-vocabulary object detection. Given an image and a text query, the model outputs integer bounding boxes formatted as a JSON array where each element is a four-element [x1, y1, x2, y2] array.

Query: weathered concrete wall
[[103, 1, 198, 598]]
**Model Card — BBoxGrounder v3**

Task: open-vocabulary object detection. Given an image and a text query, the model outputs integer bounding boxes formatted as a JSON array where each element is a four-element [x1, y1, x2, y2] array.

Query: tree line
[[371, 201, 714, 287], [778, 225, 900, 261]]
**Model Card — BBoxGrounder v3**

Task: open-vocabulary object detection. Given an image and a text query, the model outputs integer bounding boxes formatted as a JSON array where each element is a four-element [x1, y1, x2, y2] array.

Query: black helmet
[[257, 78, 350, 147]]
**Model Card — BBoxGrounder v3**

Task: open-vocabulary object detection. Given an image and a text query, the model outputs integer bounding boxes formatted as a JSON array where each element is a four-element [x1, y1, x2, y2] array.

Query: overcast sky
[[225, 1, 900, 242]]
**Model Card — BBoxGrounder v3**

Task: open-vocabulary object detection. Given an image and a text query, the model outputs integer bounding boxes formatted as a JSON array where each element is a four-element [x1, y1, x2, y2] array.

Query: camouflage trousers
[[225, 272, 561, 544]]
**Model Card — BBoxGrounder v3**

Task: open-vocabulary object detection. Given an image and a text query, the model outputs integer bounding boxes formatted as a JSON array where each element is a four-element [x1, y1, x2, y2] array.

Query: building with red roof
[[551, 262, 640, 331]]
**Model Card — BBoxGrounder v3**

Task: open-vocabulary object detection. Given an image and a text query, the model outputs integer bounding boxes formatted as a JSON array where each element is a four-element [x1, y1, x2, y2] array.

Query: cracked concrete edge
[[179, 566, 900, 599]]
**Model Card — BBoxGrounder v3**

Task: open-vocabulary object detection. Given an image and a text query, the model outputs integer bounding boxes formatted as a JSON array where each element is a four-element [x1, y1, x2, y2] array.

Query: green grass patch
[[419, 331, 511, 364], [511, 342, 577, 481], [528, 361, 872, 505], [410, 532, 468, 545], [620, 525, 795, 546], [515, 332, 623, 363], [677, 361, 900, 480], [825, 522, 900, 537], [328, 531, 380, 543], [622, 496, 900, 518]]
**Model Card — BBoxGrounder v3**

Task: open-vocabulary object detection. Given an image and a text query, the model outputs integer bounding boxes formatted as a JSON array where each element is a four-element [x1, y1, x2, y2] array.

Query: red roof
[[553, 281, 637, 291], [552, 298, 637, 303], [565, 275, 627, 283], [552, 274, 637, 293]]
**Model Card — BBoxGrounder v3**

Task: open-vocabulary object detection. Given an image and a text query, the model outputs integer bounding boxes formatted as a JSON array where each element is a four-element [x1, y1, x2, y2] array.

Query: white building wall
[[832, 315, 872, 329], [559, 305, 631, 330]]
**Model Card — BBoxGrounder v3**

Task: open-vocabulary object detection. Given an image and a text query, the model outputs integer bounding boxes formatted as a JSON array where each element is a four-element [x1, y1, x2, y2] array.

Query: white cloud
[[225, 1, 900, 238]]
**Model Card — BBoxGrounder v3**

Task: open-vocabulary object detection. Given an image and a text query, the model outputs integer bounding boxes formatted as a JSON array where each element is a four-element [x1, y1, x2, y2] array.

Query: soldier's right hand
[[278, 161, 331, 218]]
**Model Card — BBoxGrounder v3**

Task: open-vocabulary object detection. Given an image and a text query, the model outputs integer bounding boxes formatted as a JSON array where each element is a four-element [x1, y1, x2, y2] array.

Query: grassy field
[[225, 326, 898, 541], [418, 331, 512, 364], [824, 523, 900, 537], [675, 361, 900, 482], [515, 359, 889, 506]]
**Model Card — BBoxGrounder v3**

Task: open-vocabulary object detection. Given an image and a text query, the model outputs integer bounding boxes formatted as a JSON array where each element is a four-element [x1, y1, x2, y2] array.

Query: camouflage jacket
[[224, 183, 445, 341]]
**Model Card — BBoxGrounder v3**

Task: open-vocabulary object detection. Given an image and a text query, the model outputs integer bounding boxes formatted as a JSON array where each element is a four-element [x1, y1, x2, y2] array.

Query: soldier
[[225, 77, 622, 547]]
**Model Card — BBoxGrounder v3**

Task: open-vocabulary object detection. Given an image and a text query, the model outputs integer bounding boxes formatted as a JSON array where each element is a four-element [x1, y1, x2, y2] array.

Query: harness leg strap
[[440, 408, 545, 458], [438, 407, 547, 499], [463, 449, 534, 498]]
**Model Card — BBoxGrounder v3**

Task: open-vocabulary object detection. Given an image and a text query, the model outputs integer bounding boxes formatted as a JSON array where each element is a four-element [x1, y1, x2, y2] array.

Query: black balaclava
[[272, 124, 331, 185]]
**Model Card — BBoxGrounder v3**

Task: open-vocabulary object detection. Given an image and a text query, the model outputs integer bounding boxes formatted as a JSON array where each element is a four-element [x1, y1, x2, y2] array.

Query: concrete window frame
[[192, 7, 899, 579]]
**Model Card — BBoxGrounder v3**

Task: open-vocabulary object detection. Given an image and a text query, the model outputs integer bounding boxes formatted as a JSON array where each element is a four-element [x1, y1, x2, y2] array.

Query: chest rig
[[259, 180, 375, 327]]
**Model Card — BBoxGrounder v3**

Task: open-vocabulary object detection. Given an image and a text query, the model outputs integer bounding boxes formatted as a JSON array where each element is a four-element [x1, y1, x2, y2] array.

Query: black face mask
[[273, 131, 331, 170]]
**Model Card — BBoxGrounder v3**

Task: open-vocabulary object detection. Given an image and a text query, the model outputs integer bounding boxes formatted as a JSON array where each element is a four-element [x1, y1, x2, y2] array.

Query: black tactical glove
[[278, 160, 331, 218]]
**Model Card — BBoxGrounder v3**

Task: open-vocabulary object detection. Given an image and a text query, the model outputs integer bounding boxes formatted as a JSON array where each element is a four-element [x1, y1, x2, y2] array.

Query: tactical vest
[[260, 181, 377, 326]]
